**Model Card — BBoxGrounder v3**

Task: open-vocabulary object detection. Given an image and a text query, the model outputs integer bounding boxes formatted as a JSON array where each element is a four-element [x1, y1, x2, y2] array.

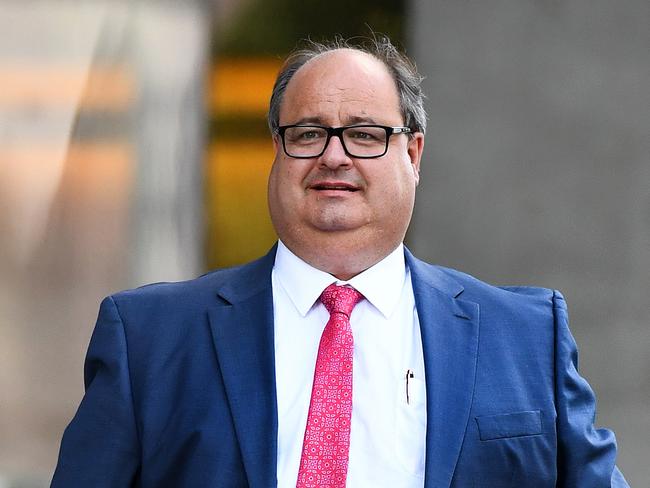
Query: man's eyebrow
[[346, 115, 377, 125], [289, 115, 379, 126], [291, 116, 324, 125]]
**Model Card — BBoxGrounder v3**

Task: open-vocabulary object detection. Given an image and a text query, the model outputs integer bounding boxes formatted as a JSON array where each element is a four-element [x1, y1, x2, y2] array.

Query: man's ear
[[407, 133, 425, 186], [272, 133, 280, 152]]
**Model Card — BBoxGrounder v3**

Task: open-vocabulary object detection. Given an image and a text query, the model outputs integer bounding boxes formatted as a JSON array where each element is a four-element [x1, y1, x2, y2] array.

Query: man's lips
[[309, 181, 360, 192]]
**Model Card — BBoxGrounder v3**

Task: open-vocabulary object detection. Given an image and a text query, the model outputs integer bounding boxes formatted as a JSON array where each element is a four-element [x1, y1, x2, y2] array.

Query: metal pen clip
[[405, 369, 414, 404]]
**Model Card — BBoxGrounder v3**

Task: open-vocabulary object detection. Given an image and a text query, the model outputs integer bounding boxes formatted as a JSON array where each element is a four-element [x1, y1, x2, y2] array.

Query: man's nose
[[318, 134, 352, 169]]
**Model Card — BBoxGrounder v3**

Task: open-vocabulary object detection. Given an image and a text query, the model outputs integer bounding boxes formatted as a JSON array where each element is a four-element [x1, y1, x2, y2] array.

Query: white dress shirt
[[272, 241, 426, 487]]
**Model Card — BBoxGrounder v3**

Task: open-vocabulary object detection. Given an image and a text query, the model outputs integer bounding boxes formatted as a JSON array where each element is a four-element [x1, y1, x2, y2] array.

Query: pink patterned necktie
[[296, 284, 364, 488]]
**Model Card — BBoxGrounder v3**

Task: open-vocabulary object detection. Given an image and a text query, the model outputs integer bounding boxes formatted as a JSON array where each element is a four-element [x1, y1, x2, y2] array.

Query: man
[[52, 37, 628, 487]]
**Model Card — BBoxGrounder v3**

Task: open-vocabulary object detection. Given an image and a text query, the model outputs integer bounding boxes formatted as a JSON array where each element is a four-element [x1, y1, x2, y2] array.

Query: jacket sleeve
[[553, 290, 629, 487], [51, 296, 140, 487]]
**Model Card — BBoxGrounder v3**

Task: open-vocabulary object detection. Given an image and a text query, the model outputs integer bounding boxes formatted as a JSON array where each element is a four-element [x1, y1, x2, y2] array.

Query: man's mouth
[[310, 182, 360, 192]]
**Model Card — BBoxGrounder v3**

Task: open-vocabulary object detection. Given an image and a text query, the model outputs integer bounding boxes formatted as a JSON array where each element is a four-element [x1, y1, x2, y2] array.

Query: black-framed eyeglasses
[[276, 124, 412, 159]]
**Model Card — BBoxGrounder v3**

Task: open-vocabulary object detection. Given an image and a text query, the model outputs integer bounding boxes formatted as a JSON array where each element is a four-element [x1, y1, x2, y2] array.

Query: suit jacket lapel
[[406, 249, 480, 488], [207, 248, 278, 488]]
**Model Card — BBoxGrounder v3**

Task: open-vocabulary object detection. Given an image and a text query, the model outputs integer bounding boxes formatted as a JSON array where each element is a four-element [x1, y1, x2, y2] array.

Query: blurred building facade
[[409, 1, 649, 484], [0, 0, 647, 486], [0, 1, 209, 485]]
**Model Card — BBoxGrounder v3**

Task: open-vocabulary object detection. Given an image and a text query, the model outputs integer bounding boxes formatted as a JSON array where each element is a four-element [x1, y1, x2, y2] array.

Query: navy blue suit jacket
[[52, 247, 628, 487]]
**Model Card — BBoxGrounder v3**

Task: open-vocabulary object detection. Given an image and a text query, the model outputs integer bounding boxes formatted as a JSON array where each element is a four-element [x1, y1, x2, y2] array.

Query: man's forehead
[[292, 49, 390, 86], [280, 49, 401, 123], [301, 48, 380, 68]]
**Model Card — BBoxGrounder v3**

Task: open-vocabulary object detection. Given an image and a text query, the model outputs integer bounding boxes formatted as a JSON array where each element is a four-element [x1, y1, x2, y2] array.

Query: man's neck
[[280, 235, 404, 281]]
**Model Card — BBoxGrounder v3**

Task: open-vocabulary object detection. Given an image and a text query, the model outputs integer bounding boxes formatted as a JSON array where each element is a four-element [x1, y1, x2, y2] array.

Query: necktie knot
[[320, 283, 364, 318]]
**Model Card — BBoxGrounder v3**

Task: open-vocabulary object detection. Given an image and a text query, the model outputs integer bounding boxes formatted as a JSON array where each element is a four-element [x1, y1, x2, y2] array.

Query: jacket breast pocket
[[475, 410, 542, 441]]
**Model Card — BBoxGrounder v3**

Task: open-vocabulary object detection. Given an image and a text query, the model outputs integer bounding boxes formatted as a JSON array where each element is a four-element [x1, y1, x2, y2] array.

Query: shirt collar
[[273, 240, 407, 319]]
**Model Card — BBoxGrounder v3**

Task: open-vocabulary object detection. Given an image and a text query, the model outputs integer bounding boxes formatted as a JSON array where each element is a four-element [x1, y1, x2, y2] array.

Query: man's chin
[[309, 214, 365, 233]]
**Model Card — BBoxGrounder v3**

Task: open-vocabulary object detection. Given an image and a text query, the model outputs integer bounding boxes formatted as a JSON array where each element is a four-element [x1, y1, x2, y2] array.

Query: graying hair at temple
[[267, 35, 427, 135]]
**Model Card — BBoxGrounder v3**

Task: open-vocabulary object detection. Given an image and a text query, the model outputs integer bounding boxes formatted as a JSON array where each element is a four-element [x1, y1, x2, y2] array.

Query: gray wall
[[408, 1, 649, 485]]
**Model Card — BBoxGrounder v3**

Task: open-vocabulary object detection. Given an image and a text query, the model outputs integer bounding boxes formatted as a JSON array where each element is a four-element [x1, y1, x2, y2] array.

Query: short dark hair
[[267, 35, 427, 135]]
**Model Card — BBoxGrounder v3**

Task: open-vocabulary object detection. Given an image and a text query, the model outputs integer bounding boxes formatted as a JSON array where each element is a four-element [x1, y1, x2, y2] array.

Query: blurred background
[[0, 0, 647, 486]]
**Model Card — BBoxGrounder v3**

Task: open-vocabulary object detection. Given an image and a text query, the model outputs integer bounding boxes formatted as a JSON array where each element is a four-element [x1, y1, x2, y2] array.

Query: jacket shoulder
[[409, 252, 555, 301], [109, 251, 274, 316], [448, 265, 554, 299]]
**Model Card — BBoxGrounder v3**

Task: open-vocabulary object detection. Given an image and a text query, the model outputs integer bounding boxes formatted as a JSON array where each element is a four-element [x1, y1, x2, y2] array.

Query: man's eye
[[347, 129, 381, 141], [286, 128, 325, 144]]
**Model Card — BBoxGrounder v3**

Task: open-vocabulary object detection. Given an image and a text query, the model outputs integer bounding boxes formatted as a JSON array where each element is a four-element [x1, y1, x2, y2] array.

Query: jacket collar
[[406, 248, 480, 487], [207, 245, 278, 488]]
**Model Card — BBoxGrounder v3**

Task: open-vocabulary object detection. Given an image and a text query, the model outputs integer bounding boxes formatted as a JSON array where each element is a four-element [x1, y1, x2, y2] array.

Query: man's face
[[267, 49, 424, 275]]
